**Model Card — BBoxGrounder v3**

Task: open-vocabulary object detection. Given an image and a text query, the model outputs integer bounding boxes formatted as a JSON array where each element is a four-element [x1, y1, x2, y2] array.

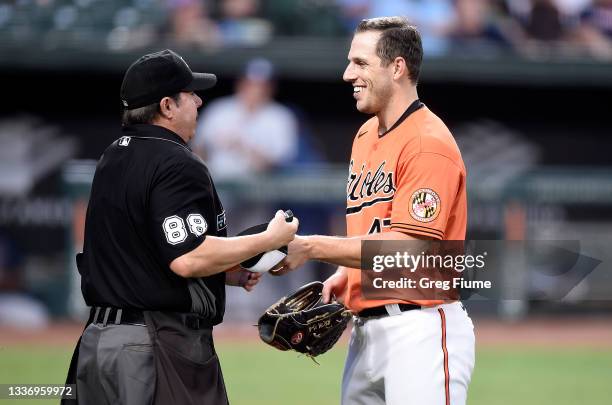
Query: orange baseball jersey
[[344, 100, 467, 312]]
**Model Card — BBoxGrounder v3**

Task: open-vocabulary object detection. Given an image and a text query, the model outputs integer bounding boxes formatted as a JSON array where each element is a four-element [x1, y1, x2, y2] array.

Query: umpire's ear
[[158, 96, 176, 119]]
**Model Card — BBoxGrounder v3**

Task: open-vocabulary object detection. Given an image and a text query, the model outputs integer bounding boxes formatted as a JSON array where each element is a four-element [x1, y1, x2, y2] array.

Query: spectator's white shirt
[[194, 96, 298, 179]]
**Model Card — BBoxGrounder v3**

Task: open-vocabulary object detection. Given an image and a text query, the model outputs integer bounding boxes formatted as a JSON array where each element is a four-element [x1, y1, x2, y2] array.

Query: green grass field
[[1, 344, 611, 404]]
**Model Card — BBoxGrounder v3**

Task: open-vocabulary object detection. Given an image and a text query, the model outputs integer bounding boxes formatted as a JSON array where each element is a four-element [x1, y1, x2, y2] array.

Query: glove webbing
[[286, 289, 320, 311]]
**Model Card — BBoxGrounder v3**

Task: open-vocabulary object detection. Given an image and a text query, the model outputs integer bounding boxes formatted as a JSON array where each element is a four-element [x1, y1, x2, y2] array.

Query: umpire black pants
[[76, 323, 154, 405], [75, 311, 228, 405]]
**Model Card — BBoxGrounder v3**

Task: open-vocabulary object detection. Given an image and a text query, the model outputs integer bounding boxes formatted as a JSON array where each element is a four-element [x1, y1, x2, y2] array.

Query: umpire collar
[[122, 124, 191, 150]]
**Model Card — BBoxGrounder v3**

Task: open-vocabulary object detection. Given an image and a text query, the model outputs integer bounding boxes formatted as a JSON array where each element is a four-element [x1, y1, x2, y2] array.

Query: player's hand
[[225, 266, 262, 292], [265, 210, 299, 248], [271, 235, 311, 276], [322, 267, 348, 304]]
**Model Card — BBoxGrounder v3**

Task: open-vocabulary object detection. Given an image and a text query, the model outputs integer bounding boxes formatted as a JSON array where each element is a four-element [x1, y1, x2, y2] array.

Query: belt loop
[[102, 307, 111, 327], [385, 304, 402, 316], [93, 307, 101, 324], [115, 308, 123, 325]]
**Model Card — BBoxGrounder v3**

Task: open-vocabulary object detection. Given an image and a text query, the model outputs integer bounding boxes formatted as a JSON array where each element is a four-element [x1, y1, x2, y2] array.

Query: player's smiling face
[[343, 31, 394, 115]]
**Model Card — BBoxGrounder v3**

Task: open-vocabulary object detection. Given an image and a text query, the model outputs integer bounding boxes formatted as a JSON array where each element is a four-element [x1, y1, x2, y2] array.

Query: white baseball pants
[[341, 302, 475, 405]]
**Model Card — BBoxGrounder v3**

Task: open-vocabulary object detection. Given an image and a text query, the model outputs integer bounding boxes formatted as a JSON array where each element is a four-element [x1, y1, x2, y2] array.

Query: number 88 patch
[[162, 214, 208, 245]]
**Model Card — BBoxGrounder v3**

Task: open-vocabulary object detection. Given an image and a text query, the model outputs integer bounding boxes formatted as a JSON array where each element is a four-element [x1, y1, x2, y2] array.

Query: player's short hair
[[121, 93, 181, 126], [356, 17, 423, 84]]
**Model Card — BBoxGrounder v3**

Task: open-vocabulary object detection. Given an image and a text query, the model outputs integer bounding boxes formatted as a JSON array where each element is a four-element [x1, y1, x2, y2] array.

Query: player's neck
[[377, 87, 418, 135]]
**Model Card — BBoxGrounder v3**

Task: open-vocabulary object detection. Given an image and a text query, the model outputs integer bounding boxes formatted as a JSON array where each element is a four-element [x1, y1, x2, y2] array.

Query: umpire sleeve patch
[[216, 211, 227, 231], [162, 213, 208, 245], [162, 215, 188, 245], [186, 214, 207, 236]]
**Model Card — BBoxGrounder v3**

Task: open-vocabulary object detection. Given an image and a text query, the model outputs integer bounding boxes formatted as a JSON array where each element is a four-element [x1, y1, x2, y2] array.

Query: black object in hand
[[237, 210, 293, 272]]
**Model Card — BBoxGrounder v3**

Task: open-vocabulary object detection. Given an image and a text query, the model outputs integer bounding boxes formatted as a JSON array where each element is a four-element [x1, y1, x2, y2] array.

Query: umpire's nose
[[194, 93, 203, 108]]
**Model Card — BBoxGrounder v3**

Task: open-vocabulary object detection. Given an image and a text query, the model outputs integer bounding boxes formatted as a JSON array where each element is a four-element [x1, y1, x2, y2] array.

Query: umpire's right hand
[[266, 210, 299, 248]]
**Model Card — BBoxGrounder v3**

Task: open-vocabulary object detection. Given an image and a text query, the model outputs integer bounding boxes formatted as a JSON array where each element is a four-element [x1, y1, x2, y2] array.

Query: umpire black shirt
[[79, 124, 227, 324]]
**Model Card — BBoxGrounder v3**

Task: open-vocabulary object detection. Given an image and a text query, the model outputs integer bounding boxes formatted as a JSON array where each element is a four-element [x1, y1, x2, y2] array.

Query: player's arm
[[171, 211, 298, 278], [283, 231, 430, 271]]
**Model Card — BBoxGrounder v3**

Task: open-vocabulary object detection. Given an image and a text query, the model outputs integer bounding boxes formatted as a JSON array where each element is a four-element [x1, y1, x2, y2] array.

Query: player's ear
[[392, 57, 408, 80]]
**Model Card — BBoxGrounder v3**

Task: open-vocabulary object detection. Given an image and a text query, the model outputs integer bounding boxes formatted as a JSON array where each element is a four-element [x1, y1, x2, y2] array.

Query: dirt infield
[[1, 317, 612, 348]]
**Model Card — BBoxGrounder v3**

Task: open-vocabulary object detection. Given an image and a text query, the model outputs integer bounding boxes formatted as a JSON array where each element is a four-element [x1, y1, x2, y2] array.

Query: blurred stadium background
[[1, 0, 611, 404]]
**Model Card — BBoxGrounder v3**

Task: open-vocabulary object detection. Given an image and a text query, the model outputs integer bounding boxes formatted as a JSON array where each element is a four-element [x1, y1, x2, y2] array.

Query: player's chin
[[356, 101, 374, 114]]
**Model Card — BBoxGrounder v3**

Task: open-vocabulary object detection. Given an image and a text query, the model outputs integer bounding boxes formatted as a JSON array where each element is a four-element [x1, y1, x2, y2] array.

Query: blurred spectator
[[262, 0, 346, 36], [577, 0, 612, 58], [336, 0, 371, 32], [217, 0, 272, 45], [450, 0, 526, 51], [580, 0, 612, 37], [525, 0, 566, 41], [505, 0, 610, 57], [367, 0, 456, 56], [166, 0, 220, 48], [554, 0, 593, 19], [193, 57, 298, 179], [506, 0, 591, 39]]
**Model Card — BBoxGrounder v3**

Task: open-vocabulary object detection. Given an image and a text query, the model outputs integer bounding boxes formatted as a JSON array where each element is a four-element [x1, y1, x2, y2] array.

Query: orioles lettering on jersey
[[347, 160, 396, 215]]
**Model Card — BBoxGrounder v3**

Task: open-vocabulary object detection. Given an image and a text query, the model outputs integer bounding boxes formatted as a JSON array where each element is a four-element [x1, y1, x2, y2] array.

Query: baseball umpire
[[62, 49, 298, 405], [281, 18, 475, 405]]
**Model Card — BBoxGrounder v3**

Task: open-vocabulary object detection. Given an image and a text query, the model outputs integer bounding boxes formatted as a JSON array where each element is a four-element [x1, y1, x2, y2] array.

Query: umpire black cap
[[121, 49, 217, 110]]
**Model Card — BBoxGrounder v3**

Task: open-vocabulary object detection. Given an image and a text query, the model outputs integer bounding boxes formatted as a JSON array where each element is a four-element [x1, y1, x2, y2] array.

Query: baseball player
[[282, 18, 475, 405], [63, 49, 298, 405]]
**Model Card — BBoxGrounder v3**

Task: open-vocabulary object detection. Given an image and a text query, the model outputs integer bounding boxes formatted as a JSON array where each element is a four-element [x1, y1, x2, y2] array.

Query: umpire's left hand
[[225, 267, 263, 291]]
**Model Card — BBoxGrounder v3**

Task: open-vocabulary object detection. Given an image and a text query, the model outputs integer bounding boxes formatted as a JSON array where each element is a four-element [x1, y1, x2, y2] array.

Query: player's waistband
[[357, 303, 421, 319], [90, 306, 212, 330]]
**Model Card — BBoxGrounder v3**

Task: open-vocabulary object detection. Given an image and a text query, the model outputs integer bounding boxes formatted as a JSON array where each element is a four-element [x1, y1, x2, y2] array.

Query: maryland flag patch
[[410, 188, 440, 223]]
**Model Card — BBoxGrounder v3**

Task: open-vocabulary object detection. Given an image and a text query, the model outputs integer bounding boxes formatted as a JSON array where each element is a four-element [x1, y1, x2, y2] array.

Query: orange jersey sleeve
[[390, 152, 464, 240]]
